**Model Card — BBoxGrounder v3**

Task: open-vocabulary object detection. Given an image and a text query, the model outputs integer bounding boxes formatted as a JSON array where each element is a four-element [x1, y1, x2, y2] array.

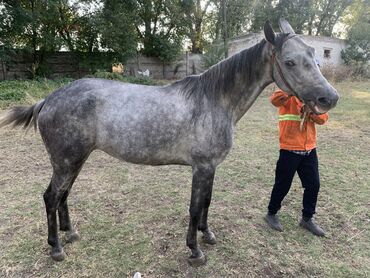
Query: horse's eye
[[285, 61, 295, 67]]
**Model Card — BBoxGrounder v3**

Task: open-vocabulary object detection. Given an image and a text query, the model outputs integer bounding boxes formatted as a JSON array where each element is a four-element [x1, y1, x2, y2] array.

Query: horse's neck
[[179, 41, 273, 124], [228, 45, 273, 124], [232, 76, 273, 124]]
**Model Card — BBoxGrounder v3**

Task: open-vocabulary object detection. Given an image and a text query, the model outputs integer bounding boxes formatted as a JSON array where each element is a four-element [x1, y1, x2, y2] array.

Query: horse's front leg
[[187, 165, 215, 267]]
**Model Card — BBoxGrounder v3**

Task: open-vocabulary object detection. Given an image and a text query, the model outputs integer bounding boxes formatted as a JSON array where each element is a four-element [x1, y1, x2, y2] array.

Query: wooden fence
[[0, 51, 90, 80], [0, 50, 204, 80]]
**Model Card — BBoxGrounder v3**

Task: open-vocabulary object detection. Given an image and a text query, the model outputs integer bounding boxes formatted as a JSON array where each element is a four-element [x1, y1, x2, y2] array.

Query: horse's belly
[[99, 140, 191, 165], [96, 120, 192, 165]]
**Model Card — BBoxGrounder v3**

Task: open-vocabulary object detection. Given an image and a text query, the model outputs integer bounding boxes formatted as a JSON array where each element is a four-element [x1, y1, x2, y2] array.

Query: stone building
[[228, 32, 348, 67]]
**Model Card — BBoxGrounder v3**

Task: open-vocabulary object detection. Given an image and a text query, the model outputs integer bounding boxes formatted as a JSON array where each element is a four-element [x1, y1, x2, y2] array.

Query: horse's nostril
[[317, 97, 331, 106]]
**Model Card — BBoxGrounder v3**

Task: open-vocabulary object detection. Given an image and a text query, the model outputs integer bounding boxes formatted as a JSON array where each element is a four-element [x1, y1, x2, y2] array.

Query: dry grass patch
[[0, 80, 369, 277]]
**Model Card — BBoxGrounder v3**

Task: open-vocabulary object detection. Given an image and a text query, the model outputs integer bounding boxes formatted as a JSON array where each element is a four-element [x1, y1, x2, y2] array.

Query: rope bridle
[[270, 34, 301, 101], [270, 34, 310, 131]]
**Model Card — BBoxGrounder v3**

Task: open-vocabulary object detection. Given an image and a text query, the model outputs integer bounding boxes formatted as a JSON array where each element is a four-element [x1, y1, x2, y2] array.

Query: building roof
[[229, 32, 347, 44]]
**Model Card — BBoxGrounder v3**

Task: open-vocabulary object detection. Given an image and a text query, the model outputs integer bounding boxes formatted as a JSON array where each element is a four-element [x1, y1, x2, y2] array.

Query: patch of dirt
[[1, 83, 370, 278]]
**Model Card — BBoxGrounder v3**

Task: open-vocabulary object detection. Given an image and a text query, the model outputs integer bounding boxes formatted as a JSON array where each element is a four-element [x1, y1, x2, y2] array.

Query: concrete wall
[[228, 33, 263, 56], [301, 35, 347, 67], [0, 51, 93, 80], [0, 51, 204, 81], [125, 53, 203, 79], [227, 32, 348, 67]]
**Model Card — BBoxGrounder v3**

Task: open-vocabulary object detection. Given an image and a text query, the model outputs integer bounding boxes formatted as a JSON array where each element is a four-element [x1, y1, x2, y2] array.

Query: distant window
[[324, 49, 331, 59]]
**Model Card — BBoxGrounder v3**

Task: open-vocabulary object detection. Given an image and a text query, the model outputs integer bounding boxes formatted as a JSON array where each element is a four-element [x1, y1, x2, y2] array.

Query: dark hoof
[[202, 231, 216, 245], [51, 250, 66, 262], [65, 231, 80, 243], [187, 253, 206, 267]]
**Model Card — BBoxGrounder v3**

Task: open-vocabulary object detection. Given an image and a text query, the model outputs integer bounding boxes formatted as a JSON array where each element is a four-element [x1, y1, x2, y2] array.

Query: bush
[[84, 71, 163, 85], [320, 64, 370, 82], [85, 71, 125, 80], [202, 45, 226, 69], [0, 88, 25, 101], [0, 79, 72, 108]]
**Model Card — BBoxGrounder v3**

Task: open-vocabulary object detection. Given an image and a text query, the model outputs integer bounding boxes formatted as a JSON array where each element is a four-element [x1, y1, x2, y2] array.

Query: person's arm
[[310, 113, 329, 125], [270, 91, 291, 107]]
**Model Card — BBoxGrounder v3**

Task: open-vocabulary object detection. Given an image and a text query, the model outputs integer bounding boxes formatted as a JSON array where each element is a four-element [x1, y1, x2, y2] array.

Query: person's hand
[[278, 94, 291, 102]]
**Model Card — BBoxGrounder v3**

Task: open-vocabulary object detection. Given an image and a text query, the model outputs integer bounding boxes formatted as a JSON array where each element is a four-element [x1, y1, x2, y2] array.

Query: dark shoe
[[264, 213, 283, 232], [300, 218, 326, 237]]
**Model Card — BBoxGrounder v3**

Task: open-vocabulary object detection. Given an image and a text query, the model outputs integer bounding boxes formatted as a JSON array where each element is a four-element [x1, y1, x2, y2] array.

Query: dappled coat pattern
[[0, 20, 338, 266]]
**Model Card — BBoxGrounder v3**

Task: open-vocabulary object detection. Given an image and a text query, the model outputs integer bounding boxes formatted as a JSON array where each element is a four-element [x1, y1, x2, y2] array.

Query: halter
[[270, 34, 301, 100], [270, 34, 310, 130]]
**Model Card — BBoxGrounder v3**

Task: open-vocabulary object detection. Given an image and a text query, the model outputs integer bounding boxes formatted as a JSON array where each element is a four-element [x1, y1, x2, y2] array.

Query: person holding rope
[[265, 89, 328, 236]]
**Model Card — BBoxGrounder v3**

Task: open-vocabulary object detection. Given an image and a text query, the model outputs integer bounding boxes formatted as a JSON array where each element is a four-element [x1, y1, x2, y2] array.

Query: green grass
[[0, 79, 72, 108], [0, 80, 369, 277], [0, 75, 164, 109]]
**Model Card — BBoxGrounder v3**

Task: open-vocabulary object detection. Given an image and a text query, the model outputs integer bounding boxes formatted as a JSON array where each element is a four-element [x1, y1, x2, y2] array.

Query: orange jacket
[[271, 90, 329, 151]]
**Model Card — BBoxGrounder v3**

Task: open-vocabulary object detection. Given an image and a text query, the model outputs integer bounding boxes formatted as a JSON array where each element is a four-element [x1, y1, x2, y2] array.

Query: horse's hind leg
[[58, 175, 81, 243], [44, 159, 87, 261]]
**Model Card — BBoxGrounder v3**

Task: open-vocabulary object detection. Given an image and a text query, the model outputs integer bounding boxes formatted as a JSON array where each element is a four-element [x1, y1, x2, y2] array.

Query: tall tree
[[247, 0, 353, 36], [341, 0, 370, 66], [99, 0, 138, 61], [181, 0, 213, 53], [273, 0, 314, 34], [249, 0, 274, 32], [314, 0, 353, 36], [209, 0, 255, 40], [0, 0, 63, 58], [117, 0, 185, 61], [55, 1, 80, 52]]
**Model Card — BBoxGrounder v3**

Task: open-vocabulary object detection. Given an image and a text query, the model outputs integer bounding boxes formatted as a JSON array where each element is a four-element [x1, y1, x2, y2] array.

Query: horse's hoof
[[202, 231, 216, 245], [187, 253, 207, 267], [51, 250, 66, 262], [65, 231, 80, 243]]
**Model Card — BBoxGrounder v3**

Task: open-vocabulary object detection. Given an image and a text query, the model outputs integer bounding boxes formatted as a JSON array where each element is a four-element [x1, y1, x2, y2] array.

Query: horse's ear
[[278, 18, 295, 34], [264, 20, 275, 46]]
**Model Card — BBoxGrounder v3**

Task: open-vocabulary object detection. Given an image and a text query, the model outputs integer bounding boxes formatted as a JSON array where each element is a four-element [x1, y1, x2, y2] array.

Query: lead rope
[[300, 104, 310, 132], [300, 111, 307, 132]]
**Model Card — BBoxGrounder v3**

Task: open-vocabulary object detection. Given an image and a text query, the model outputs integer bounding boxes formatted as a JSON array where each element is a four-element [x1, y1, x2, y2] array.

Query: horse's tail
[[0, 99, 45, 131]]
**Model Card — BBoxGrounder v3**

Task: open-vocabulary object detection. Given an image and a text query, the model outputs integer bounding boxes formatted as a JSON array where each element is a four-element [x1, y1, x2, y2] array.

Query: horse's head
[[264, 19, 339, 114]]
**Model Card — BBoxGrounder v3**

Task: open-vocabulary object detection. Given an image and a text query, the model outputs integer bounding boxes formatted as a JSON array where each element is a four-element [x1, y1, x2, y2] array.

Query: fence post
[[186, 51, 189, 76], [163, 61, 165, 79], [1, 60, 6, 80], [136, 52, 140, 75]]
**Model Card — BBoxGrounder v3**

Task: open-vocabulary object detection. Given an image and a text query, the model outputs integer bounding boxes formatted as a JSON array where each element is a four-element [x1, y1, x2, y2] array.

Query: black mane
[[172, 33, 289, 106]]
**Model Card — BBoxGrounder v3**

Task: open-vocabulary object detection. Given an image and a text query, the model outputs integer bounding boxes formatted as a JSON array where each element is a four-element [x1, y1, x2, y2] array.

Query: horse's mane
[[171, 33, 289, 106]]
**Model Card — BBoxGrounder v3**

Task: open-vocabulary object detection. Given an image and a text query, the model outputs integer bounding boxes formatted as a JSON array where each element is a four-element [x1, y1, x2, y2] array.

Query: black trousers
[[268, 149, 320, 219]]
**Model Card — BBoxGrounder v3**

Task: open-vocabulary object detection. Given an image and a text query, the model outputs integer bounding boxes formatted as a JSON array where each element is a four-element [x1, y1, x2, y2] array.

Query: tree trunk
[[222, 0, 228, 58], [31, 0, 37, 64], [316, 0, 334, 36]]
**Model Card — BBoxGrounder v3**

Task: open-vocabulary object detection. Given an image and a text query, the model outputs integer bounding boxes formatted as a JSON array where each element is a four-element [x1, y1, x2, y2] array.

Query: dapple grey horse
[[0, 20, 338, 266]]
